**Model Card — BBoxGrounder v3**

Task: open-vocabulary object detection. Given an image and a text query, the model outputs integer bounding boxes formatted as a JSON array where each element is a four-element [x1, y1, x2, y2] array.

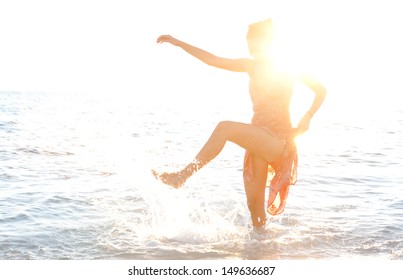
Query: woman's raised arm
[[157, 35, 251, 72]]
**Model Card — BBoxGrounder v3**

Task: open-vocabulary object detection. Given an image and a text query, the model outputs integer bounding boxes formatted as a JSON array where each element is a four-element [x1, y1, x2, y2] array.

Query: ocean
[[0, 89, 402, 260]]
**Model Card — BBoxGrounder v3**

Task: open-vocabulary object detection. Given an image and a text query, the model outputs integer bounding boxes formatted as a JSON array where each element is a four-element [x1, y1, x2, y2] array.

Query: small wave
[[0, 213, 33, 225], [16, 147, 74, 157]]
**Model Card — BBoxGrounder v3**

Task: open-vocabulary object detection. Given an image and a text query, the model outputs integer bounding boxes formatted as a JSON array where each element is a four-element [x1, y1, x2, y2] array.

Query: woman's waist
[[252, 113, 291, 128], [251, 115, 294, 138]]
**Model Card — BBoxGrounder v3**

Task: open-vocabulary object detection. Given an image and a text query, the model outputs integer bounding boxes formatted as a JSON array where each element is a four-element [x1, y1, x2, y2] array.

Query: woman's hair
[[247, 19, 274, 41]]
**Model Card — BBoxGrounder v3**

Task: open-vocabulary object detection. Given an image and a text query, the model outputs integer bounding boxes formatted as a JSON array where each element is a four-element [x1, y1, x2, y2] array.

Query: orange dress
[[243, 67, 298, 216]]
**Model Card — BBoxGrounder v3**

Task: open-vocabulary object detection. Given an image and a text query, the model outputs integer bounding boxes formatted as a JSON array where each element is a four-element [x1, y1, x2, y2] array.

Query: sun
[[261, 18, 331, 123]]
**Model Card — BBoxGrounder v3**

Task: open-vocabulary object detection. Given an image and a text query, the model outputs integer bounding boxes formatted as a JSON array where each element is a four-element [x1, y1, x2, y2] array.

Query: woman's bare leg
[[153, 121, 285, 188], [243, 154, 268, 227]]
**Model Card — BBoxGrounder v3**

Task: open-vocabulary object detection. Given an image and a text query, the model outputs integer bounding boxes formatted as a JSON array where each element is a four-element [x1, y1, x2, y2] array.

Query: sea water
[[1, 90, 402, 260]]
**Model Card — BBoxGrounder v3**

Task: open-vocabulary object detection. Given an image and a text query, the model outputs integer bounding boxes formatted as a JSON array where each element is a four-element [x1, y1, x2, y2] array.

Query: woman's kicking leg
[[153, 120, 285, 188]]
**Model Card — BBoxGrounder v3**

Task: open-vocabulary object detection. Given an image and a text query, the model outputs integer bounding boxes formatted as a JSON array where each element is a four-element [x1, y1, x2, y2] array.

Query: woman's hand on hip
[[296, 112, 312, 135]]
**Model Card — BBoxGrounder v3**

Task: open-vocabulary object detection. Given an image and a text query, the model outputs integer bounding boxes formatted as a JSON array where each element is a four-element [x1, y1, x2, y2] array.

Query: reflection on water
[[0, 91, 402, 259]]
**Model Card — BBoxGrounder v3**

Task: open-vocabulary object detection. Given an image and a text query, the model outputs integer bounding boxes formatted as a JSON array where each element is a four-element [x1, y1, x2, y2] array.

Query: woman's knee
[[215, 121, 233, 132], [213, 121, 235, 139]]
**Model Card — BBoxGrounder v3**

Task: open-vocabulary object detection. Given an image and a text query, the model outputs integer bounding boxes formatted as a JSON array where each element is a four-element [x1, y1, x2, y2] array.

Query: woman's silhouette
[[153, 19, 326, 227]]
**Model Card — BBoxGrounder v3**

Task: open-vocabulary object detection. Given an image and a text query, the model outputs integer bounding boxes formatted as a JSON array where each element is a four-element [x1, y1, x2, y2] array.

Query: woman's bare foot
[[152, 170, 186, 189]]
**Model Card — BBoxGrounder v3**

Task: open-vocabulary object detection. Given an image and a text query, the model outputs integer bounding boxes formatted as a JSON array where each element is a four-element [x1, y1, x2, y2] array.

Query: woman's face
[[247, 38, 264, 58], [247, 36, 272, 58], [246, 22, 275, 58]]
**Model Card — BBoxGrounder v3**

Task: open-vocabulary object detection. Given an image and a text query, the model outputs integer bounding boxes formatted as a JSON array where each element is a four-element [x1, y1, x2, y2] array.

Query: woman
[[153, 19, 326, 227]]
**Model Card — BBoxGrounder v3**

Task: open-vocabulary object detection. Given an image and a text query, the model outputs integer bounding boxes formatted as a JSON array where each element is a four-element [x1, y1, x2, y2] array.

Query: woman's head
[[247, 19, 275, 58]]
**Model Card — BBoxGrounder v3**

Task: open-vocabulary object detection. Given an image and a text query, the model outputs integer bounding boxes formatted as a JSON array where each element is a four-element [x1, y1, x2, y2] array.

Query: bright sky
[[0, 0, 402, 105]]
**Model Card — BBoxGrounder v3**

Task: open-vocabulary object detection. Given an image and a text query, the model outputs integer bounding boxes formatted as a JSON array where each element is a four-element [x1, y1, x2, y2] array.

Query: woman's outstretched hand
[[157, 35, 179, 46]]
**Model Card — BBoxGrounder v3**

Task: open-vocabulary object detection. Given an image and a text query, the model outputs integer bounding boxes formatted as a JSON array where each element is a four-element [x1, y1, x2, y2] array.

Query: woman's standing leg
[[243, 154, 268, 227]]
